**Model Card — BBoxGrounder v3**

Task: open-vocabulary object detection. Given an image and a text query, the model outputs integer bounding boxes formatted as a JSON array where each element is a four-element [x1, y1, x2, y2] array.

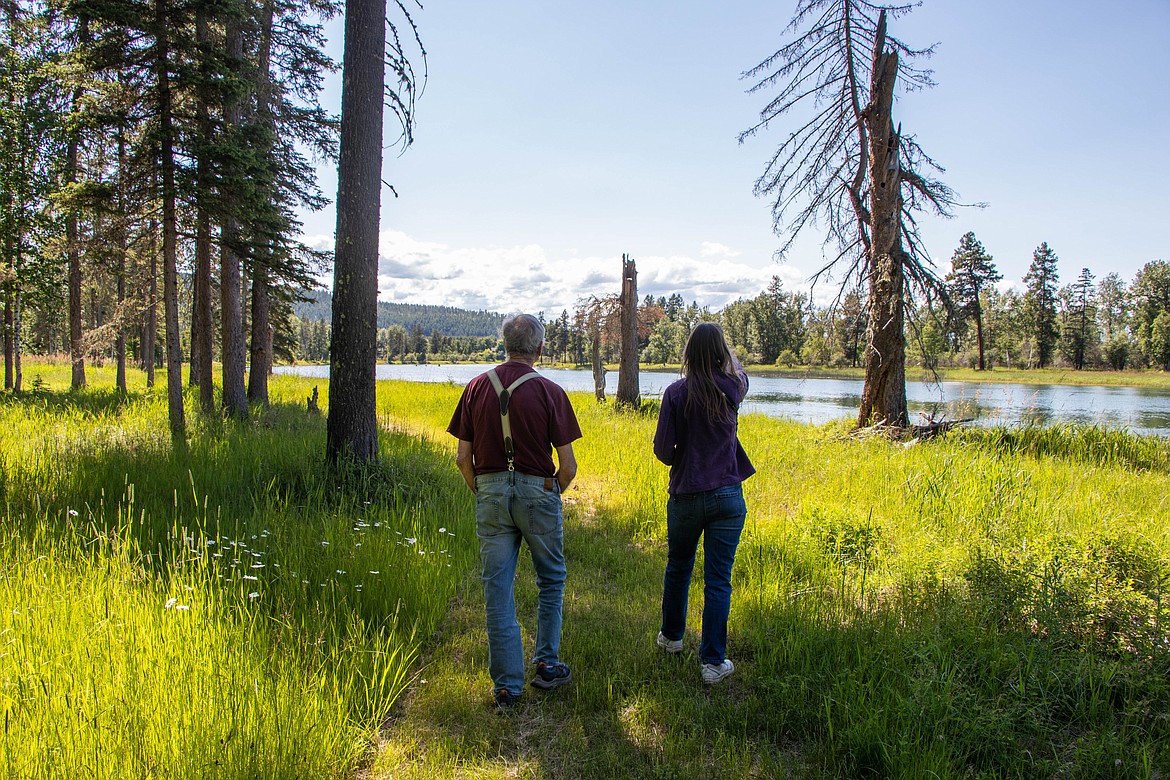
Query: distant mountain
[[292, 290, 505, 338]]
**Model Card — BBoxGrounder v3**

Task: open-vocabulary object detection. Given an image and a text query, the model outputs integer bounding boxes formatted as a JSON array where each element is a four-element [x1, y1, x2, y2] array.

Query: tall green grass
[[0, 367, 476, 779], [5, 364, 1169, 779], [371, 382, 1170, 779]]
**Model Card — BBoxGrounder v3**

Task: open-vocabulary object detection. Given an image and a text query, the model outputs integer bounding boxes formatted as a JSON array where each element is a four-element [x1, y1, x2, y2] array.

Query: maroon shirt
[[447, 361, 582, 477]]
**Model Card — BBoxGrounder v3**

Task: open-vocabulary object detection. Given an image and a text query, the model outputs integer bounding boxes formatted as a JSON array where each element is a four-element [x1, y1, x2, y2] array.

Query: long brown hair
[[682, 323, 743, 423]]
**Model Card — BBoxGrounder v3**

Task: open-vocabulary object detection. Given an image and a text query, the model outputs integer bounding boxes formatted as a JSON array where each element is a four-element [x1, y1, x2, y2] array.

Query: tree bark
[[220, 14, 248, 419], [857, 15, 908, 428], [248, 263, 272, 405], [191, 200, 213, 403], [3, 291, 11, 391], [115, 132, 127, 393], [190, 7, 214, 409], [144, 217, 158, 388], [246, 0, 276, 407], [326, 0, 385, 462], [10, 287, 18, 392], [974, 301, 986, 371], [616, 254, 639, 407], [591, 324, 605, 402], [67, 77, 84, 391], [155, 0, 186, 442]]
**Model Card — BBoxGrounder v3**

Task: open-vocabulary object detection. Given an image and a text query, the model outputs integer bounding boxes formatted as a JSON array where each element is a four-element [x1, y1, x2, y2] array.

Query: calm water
[[275, 364, 1170, 437]]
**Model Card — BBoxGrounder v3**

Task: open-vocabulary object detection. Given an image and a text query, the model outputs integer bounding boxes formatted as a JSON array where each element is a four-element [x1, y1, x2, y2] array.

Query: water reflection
[[274, 364, 1170, 437]]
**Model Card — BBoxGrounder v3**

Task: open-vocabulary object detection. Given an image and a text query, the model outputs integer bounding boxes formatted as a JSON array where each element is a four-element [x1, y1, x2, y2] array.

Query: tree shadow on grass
[[373, 495, 809, 780], [0, 383, 147, 418], [374, 483, 1170, 780], [1, 393, 479, 665]]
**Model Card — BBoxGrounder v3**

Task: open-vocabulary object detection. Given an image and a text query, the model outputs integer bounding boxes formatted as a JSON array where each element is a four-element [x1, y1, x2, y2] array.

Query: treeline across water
[[290, 241, 1170, 372]]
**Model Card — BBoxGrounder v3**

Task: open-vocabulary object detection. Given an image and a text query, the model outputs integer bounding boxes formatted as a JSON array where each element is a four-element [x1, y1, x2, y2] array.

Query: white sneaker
[[701, 659, 734, 685], [656, 631, 683, 654]]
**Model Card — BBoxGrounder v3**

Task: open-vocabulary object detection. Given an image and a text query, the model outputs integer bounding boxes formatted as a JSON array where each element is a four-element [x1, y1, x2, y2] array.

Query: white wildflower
[[164, 598, 178, 610]]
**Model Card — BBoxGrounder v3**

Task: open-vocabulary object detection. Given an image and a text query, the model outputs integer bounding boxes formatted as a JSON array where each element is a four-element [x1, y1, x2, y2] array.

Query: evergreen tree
[[1060, 268, 1095, 370], [1023, 242, 1060, 368], [1096, 271, 1131, 370], [946, 231, 1001, 370], [1, 2, 65, 393], [1131, 260, 1170, 370]]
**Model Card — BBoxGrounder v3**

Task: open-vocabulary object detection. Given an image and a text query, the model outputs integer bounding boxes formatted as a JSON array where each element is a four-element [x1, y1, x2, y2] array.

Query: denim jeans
[[475, 471, 566, 696], [660, 482, 746, 665]]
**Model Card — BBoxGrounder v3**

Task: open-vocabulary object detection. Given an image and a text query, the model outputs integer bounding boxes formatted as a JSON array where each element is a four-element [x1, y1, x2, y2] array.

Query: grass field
[[2, 361, 1168, 778]]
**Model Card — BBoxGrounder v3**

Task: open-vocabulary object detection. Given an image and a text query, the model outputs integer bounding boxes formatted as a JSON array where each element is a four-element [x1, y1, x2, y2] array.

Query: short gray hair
[[501, 313, 544, 357]]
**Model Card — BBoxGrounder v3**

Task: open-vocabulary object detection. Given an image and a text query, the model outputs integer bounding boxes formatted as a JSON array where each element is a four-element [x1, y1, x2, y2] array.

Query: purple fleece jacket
[[653, 363, 756, 495]]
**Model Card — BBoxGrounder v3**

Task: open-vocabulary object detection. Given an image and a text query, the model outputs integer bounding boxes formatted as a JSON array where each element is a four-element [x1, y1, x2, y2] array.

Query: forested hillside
[[293, 290, 505, 337]]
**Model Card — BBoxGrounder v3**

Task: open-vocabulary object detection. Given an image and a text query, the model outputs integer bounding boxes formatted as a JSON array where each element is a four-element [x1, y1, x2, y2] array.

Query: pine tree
[[1061, 268, 1095, 370], [1, 2, 66, 393], [1023, 242, 1060, 368], [946, 231, 1001, 370], [1131, 260, 1170, 370]]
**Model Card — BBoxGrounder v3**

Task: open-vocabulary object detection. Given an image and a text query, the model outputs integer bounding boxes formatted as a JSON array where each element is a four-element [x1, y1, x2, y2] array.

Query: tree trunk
[[3, 293, 11, 391], [191, 204, 213, 404], [591, 324, 605, 402], [10, 287, 18, 392], [246, 1, 276, 407], [116, 265, 126, 391], [616, 254, 639, 407], [144, 217, 158, 388], [857, 15, 908, 429], [248, 263, 271, 405], [115, 132, 127, 394], [67, 100, 84, 391], [155, 0, 186, 442], [220, 14, 248, 419], [974, 302, 986, 371], [326, 0, 385, 462], [190, 7, 214, 409]]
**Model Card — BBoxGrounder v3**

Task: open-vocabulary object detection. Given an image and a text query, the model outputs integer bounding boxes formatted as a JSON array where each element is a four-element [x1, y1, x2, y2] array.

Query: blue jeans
[[475, 471, 566, 696], [660, 483, 746, 665]]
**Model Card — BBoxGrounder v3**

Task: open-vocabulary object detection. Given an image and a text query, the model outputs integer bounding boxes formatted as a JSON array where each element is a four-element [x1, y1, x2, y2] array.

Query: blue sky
[[298, 0, 1170, 315]]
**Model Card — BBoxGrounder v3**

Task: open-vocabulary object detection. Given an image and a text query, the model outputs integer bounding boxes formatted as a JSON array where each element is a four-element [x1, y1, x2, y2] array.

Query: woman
[[653, 322, 755, 685]]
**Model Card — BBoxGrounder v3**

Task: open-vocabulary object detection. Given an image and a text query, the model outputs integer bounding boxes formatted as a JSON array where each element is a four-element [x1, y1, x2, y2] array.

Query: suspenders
[[486, 368, 539, 472]]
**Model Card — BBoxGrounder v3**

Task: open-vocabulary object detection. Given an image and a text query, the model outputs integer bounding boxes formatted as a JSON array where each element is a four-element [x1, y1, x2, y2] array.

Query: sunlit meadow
[[3, 363, 1169, 779], [0, 364, 475, 779]]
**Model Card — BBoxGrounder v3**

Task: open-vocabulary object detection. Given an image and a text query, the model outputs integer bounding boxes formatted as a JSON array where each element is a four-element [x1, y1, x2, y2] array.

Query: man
[[447, 313, 581, 707]]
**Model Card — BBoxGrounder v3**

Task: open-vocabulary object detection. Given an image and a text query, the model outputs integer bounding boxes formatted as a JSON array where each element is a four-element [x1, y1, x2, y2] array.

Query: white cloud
[[305, 229, 831, 314], [699, 241, 741, 259]]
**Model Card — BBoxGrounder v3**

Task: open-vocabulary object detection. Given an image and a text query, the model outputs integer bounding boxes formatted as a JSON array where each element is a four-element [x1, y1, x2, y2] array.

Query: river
[[274, 364, 1170, 437]]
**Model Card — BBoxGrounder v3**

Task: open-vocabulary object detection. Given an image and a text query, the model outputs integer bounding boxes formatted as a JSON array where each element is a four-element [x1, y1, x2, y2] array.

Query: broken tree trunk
[[857, 12, 908, 429], [616, 254, 639, 407]]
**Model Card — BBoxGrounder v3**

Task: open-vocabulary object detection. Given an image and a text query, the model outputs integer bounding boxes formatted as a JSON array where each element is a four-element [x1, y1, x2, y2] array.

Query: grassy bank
[[0, 365, 475, 779], [3, 364, 1169, 778]]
